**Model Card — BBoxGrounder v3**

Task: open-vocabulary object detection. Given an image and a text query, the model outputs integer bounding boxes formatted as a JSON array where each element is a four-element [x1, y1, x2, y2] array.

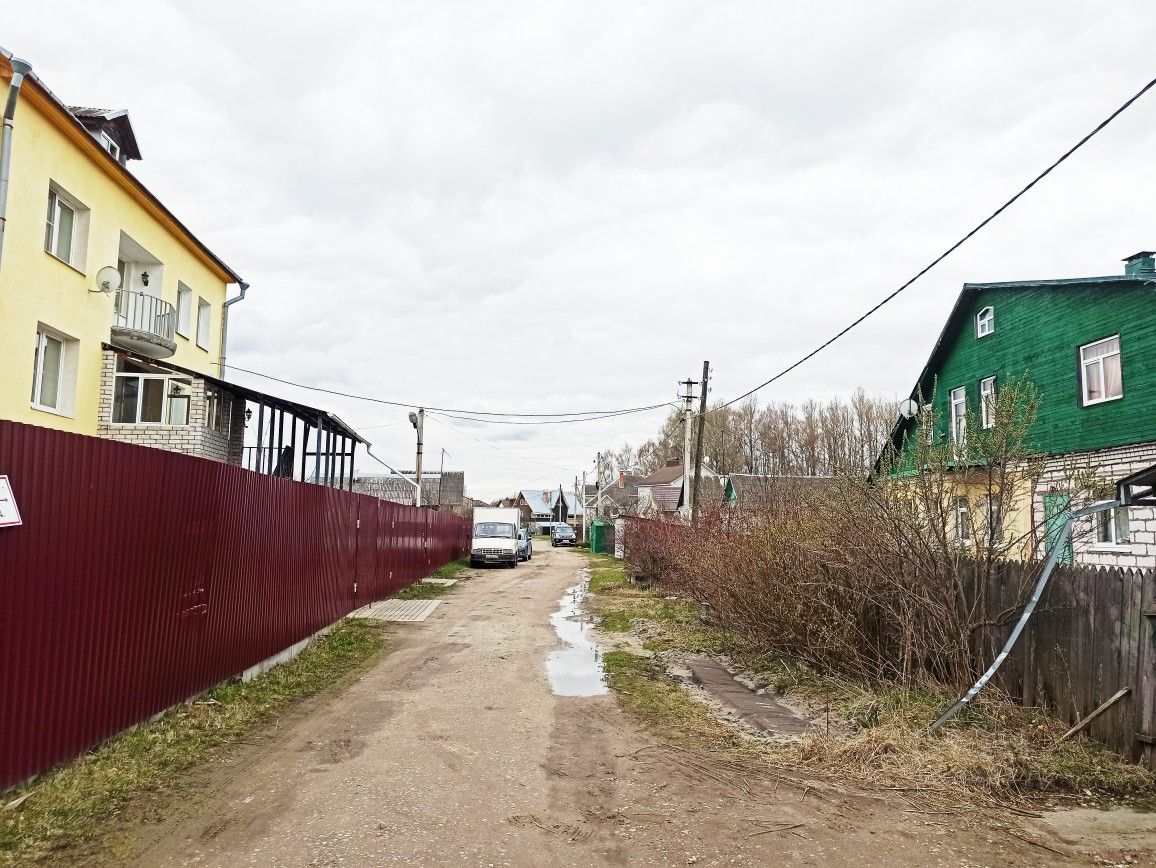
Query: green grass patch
[[430, 558, 470, 580], [603, 651, 742, 748], [391, 581, 454, 600], [0, 619, 388, 866]]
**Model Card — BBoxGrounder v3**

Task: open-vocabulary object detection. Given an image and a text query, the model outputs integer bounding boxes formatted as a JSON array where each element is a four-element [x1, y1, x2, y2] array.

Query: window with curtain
[[979, 376, 996, 429], [949, 387, 967, 449], [1080, 336, 1123, 404]]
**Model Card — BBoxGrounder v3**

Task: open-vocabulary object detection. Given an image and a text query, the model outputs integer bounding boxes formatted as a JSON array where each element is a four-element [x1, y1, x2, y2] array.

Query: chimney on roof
[[665, 457, 681, 467], [1123, 251, 1155, 277]]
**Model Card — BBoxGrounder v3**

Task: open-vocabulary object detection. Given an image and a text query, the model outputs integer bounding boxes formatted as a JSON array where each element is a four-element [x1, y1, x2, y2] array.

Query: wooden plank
[[1125, 569, 1146, 760], [1059, 688, 1130, 742], [1088, 567, 1119, 747], [1137, 570, 1156, 767]]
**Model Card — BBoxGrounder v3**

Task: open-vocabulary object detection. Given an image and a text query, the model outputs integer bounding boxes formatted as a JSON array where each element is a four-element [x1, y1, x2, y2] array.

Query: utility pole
[[582, 470, 588, 543], [408, 408, 424, 507], [437, 447, 450, 510], [679, 377, 698, 517], [691, 360, 710, 523]]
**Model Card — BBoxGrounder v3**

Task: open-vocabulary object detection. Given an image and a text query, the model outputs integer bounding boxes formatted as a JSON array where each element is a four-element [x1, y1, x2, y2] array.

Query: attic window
[[976, 307, 994, 337], [98, 131, 120, 160]]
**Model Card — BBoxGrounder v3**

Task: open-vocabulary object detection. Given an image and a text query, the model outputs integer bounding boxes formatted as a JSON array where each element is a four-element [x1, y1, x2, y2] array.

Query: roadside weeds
[[582, 551, 1156, 811], [0, 618, 389, 867]]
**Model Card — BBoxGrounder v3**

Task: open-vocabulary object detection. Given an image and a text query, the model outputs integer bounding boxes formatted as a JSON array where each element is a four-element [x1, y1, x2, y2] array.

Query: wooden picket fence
[[974, 560, 1156, 766]]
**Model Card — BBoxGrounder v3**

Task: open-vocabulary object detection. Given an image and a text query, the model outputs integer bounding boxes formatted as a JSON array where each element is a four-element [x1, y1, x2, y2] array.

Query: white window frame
[[98, 131, 121, 160], [949, 387, 967, 449], [976, 306, 994, 338], [176, 284, 193, 338], [955, 496, 971, 546], [1080, 336, 1123, 406], [979, 376, 996, 430], [1093, 505, 1131, 548], [29, 325, 78, 417], [43, 184, 89, 269], [981, 494, 1004, 544], [112, 372, 193, 426], [196, 297, 211, 350]]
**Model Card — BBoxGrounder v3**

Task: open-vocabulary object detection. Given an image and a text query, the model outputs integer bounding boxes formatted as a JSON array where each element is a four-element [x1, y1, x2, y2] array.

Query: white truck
[[470, 507, 521, 568]]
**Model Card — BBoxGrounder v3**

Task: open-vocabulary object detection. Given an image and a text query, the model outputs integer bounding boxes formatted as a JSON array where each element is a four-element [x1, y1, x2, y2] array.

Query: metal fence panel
[[0, 420, 468, 790]]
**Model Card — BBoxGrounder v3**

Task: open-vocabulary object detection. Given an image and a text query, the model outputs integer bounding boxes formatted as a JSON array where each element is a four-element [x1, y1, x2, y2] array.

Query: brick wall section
[[97, 349, 245, 466], [1034, 442, 1156, 568]]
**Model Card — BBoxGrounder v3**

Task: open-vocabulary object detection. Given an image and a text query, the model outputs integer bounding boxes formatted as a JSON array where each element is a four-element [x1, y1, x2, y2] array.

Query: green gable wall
[[914, 280, 1156, 456]]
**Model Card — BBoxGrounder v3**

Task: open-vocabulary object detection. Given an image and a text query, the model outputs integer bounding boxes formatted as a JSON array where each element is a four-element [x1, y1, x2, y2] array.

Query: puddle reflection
[[546, 571, 608, 697]]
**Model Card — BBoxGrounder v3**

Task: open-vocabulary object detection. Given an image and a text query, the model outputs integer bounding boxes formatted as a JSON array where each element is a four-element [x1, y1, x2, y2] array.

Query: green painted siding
[[918, 280, 1156, 455]]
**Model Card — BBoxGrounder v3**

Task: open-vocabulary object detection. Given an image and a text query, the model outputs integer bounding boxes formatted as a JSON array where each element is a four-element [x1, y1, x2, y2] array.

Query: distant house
[[724, 474, 835, 512], [634, 458, 720, 517], [587, 472, 643, 518], [513, 486, 584, 528], [883, 250, 1156, 568], [352, 471, 468, 513]]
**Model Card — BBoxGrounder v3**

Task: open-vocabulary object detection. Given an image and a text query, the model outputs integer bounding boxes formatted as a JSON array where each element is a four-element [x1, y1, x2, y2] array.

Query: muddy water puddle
[[546, 569, 608, 697]]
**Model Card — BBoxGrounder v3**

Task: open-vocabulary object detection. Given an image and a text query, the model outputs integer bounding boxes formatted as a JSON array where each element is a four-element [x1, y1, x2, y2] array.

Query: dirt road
[[134, 547, 1065, 866]]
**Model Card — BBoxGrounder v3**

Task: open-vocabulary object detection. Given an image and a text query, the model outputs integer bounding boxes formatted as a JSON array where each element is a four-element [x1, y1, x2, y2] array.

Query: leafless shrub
[[627, 381, 1107, 689]]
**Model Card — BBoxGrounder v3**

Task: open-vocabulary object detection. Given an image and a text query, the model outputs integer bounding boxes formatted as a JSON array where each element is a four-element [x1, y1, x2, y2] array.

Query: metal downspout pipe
[[929, 499, 1122, 731], [0, 57, 33, 274], [218, 280, 249, 374]]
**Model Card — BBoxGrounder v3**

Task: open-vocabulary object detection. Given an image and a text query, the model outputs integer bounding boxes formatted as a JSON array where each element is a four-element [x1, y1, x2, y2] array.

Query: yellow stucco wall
[[0, 70, 235, 435]]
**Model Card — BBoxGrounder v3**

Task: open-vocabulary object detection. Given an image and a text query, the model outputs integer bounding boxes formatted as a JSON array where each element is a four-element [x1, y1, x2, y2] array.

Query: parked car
[[551, 525, 577, 547], [470, 506, 520, 568], [517, 528, 533, 562]]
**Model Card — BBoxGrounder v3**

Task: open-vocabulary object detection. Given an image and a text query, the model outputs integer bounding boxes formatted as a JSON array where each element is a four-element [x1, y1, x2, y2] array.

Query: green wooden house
[[884, 251, 1156, 568]]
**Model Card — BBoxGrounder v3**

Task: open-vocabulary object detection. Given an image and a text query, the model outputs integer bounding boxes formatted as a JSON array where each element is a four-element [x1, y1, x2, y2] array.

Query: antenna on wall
[[92, 265, 122, 295]]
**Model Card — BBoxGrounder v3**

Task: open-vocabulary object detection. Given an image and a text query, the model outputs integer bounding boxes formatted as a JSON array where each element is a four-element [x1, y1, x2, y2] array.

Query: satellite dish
[[898, 398, 921, 419], [94, 265, 122, 295]]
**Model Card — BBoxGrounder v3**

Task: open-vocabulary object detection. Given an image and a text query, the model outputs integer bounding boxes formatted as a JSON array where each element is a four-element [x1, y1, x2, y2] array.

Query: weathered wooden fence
[[977, 560, 1156, 766], [622, 517, 1156, 766]]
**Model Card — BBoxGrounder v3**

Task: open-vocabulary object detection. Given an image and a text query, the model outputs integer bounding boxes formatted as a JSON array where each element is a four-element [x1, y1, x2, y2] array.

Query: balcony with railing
[[109, 290, 177, 359]]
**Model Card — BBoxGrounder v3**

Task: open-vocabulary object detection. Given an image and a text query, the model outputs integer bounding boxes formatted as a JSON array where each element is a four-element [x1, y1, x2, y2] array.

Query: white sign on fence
[[0, 476, 22, 527]]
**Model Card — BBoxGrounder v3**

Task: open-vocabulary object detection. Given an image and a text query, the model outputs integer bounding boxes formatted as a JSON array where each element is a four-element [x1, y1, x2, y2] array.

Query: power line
[[222, 363, 669, 420], [716, 73, 1156, 411], [424, 414, 576, 473], [427, 404, 676, 426]]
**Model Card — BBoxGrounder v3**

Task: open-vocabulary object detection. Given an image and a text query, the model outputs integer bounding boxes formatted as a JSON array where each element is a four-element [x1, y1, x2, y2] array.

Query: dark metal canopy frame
[[107, 346, 366, 490]]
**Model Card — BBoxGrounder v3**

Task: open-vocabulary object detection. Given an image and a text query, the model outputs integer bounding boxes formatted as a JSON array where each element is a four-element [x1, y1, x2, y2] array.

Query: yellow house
[[1, 46, 368, 485], [0, 47, 252, 453]]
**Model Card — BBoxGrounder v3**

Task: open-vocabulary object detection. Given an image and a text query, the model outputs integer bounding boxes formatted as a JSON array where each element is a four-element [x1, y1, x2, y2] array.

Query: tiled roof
[[726, 474, 835, 509]]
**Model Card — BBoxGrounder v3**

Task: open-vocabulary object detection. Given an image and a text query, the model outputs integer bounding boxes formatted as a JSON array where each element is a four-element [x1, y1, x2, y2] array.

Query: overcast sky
[[8, 2, 1156, 499]]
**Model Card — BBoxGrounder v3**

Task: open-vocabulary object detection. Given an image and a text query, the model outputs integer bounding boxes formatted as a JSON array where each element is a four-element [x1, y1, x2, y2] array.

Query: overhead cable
[[716, 73, 1156, 410], [222, 363, 670, 421]]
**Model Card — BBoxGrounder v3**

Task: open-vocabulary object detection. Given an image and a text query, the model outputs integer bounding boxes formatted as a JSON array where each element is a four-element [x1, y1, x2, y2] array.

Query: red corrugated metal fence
[[0, 420, 470, 790]]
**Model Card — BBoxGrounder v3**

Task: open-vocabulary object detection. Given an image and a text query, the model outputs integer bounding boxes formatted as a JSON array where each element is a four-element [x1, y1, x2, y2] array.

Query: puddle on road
[[546, 569, 608, 697]]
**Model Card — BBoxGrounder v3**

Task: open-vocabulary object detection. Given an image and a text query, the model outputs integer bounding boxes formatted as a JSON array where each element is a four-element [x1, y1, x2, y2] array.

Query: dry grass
[[0, 619, 388, 866], [584, 551, 1156, 808]]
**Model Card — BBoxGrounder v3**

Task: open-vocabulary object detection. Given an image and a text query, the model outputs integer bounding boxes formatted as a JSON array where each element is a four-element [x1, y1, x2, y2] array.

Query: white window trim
[[1090, 504, 1131, 550], [111, 372, 193, 427], [29, 325, 78, 418], [955, 496, 972, 546], [196, 297, 211, 350], [979, 376, 996, 430], [176, 284, 193, 338], [1079, 336, 1123, 406], [949, 387, 967, 448], [976, 306, 994, 338], [43, 183, 89, 270]]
